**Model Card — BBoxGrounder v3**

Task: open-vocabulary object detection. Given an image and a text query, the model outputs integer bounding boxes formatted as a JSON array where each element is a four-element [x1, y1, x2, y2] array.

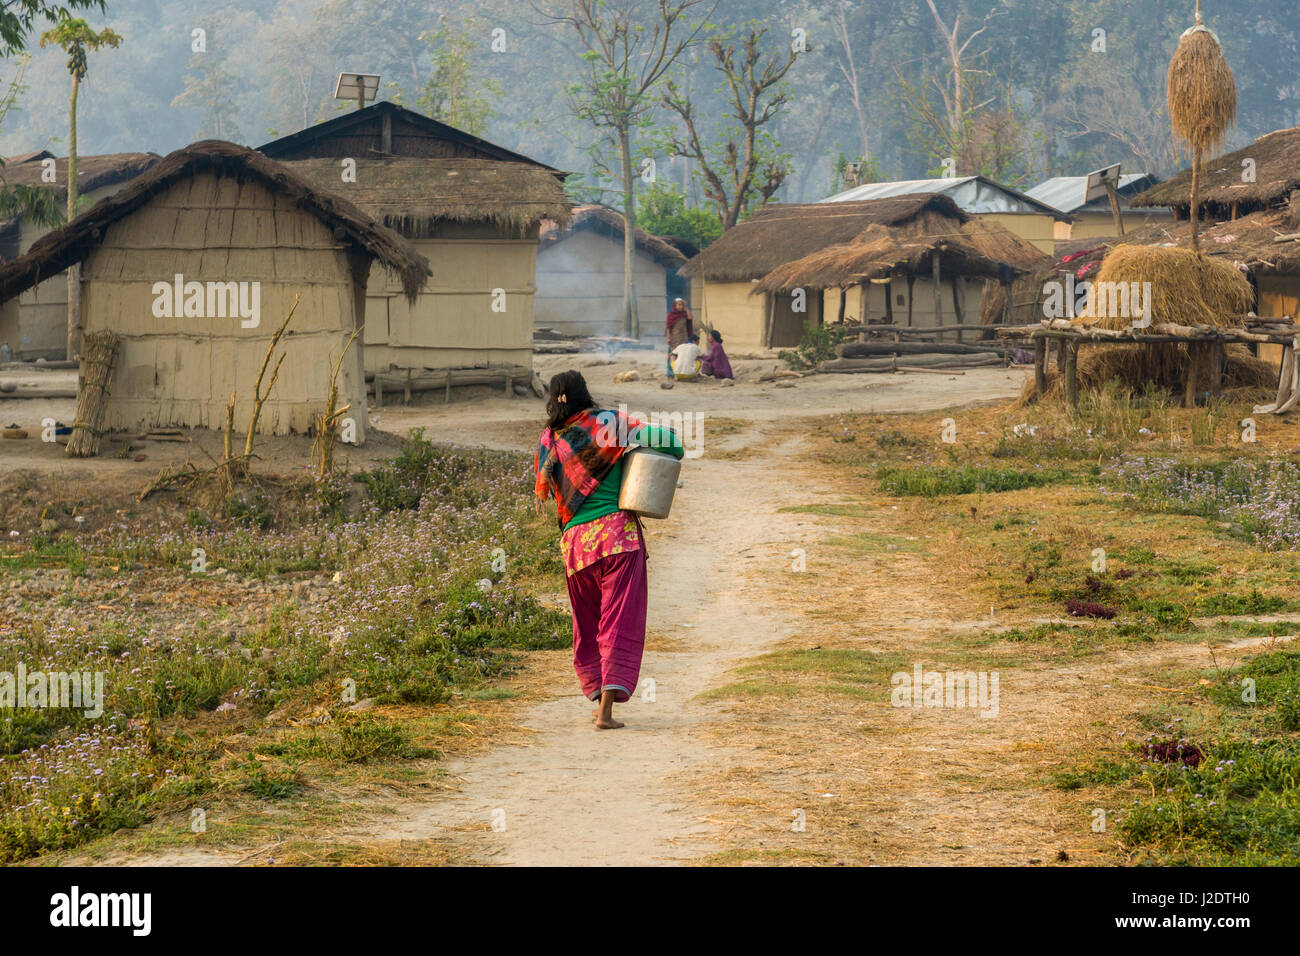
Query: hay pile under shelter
[[0, 140, 430, 444], [259, 102, 569, 376], [0, 151, 160, 359], [682, 194, 1046, 350], [535, 204, 689, 336]]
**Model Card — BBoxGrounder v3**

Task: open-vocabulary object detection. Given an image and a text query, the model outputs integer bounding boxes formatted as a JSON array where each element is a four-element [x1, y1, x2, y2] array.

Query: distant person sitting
[[671, 333, 703, 381], [700, 329, 734, 380]]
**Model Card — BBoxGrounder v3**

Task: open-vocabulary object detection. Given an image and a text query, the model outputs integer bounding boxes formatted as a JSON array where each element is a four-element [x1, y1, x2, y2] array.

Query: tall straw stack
[[65, 330, 119, 458], [1167, 1, 1237, 252]]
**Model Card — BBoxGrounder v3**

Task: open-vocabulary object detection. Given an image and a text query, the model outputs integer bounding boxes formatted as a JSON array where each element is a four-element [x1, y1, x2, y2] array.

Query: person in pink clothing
[[534, 370, 684, 729]]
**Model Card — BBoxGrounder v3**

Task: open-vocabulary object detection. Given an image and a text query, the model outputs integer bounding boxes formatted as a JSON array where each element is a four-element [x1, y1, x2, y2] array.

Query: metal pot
[[618, 446, 681, 518]]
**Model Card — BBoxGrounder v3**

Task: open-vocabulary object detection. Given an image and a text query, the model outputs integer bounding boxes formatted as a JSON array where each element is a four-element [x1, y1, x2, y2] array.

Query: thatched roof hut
[[258, 102, 568, 373], [1130, 126, 1300, 220], [0, 151, 161, 204], [753, 218, 1045, 294], [682, 194, 972, 281], [281, 157, 571, 238], [0, 140, 429, 303]]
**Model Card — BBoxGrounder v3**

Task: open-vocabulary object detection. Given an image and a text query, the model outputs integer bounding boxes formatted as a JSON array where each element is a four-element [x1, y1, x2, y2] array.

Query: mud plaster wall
[[79, 169, 369, 443], [363, 235, 536, 372], [534, 229, 670, 335]]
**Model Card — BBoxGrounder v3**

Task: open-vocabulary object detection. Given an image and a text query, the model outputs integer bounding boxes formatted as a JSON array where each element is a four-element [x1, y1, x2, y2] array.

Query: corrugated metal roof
[[1025, 174, 1155, 213], [822, 175, 1071, 221]]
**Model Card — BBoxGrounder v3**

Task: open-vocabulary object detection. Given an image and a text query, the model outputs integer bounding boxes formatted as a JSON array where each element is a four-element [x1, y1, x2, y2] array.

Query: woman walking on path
[[534, 370, 684, 729]]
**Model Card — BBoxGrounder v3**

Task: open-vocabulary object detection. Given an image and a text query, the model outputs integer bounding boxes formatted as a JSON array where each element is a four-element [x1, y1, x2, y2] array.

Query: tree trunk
[[66, 77, 81, 361], [618, 127, 640, 338]]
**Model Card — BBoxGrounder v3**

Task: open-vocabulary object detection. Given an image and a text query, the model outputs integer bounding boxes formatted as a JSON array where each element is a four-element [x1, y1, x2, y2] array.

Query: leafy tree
[[551, 0, 714, 337], [172, 42, 244, 141], [416, 17, 501, 136], [39, 11, 121, 359], [634, 181, 722, 248]]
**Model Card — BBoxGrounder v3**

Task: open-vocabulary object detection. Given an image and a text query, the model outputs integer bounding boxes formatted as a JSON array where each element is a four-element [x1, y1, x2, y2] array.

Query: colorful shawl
[[535, 408, 643, 527]]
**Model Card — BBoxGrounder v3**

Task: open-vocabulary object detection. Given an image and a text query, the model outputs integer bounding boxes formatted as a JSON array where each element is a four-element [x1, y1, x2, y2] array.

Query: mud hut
[[681, 194, 1046, 350], [753, 218, 1046, 342], [0, 141, 429, 444], [535, 204, 688, 337], [258, 102, 569, 374], [0, 151, 160, 359]]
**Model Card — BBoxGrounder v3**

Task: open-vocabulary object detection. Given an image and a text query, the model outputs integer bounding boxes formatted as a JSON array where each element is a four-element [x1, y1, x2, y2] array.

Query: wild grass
[[0, 429, 567, 862]]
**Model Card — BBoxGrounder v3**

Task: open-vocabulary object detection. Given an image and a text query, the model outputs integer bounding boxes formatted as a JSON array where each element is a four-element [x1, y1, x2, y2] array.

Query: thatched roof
[[1, 151, 160, 199], [1086, 209, 1300, 278], [0, 140, 430, 304], [280, 157, 571, 237], [539, 204, 686, 267], [753, 218, 1048, 294], [682, 194, 971, 281], [1130, 126, 1300, 216]]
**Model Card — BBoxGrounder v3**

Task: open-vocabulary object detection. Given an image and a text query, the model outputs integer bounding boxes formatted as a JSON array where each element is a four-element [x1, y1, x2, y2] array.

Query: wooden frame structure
[[998, 318, 1299, 407]]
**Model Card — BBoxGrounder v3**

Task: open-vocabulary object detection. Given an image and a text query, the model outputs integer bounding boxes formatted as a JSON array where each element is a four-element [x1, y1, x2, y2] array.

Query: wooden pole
[[1210, 339, 1225, 398], [1184, 344, 1201, 407], [1033, 336, 1047, 398], [1104, 179, 1125, 236], [1063, 341, 1079, 409]]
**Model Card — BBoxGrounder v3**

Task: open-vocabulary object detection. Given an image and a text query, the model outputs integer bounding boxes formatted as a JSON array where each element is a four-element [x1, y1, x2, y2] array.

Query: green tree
[[635, 181, 722, 248], [416, 18, 501, 136], [552, 0, 713, 338], [39, 12, 121, 358]]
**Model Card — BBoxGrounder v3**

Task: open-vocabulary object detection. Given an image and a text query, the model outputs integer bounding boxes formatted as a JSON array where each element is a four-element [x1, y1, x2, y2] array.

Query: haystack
[[1090, 244, 1253, 330], [1167, 2, 1236, 251]]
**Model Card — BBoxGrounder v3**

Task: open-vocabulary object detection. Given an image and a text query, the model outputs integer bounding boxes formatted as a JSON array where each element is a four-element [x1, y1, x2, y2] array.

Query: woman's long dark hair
[[545, 370, 597, 430]]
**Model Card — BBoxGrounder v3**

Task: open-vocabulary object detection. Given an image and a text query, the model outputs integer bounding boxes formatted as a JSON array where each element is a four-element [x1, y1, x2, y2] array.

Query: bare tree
[[550, 0, 713, 337], [831, 2, 870, 162], [922, 0, 998, 149], [661, 25, 797, 229]]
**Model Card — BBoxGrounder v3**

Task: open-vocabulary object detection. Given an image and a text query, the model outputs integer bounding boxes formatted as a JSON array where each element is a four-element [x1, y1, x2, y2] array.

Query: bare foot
[[595, 716, 625, 730]]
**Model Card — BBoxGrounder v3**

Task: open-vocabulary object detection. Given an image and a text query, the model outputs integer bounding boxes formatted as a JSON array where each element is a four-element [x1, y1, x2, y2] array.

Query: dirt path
[[353, 424, 824, 864], [342, 368, 1033, 864]]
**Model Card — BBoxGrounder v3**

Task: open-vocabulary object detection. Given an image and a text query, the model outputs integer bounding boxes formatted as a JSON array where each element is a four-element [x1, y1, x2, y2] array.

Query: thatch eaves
[[681, 194, 971, 281], [0, 140, 430, 304], [1130, 126, 1300, 216], [539, 204, 687, 267], [1, 151, 160, 199], [280, 156, 572, 237], [753, 219, 1047, 294]]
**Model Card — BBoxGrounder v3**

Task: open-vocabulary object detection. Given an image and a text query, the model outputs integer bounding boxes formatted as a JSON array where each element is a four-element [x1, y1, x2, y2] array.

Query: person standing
[[534, 370, 684, 729], [665, 298, 693, 378]]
